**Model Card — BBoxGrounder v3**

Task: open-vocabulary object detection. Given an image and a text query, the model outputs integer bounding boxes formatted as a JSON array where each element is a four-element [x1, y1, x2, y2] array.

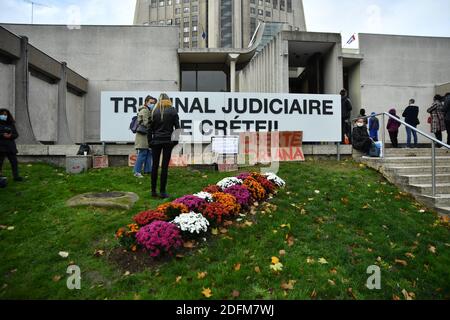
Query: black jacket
[[148, 105, 180, 145], [402, 105, 420, 126], [341, 97, 353, 120], [0, 122, 19, 154], [444, 96, 450, 121], [352, 126, 372, 153]]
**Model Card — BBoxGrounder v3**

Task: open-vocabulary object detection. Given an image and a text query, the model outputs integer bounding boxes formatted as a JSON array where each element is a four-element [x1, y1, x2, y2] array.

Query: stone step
[[407, 183, 450, 195], [363, 156, 450, 166], [384, 148, 450, 157], [385, 166, 450, 175], [436, 207, 450, 215], [397, 174, 450, 185], [417, 194, 450, 208]]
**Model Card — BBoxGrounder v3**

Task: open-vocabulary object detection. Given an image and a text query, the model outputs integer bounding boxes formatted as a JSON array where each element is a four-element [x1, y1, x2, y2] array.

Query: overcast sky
[[0, 0, 449, 48]]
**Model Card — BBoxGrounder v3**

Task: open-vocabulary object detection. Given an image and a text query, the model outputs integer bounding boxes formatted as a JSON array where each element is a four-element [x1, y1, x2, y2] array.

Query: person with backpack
[[148, 93, 180, 199], [133, 95, 156, 178], [402, 99, 420, 148], [0, 108, 23, 182], [368, 112, 380, 142], [387, 108, 401, 148]]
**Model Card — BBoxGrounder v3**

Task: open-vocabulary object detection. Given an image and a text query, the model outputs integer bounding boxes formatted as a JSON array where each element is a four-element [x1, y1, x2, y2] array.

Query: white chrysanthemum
[[193, 191, 213, 202], [264, 172, 286, 188], [217, 177, 243, 189], [171, 212, 210, 234]]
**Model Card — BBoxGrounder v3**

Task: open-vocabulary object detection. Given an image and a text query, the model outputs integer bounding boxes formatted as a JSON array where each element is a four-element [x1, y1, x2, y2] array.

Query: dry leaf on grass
[[318, 258, 328, 265], [176, 276, 182, 283], [234, 263, 241, 271], [254, 266, 261, 273], [281, 280, 296, 290], [202, 288, 213, 298], [395, 259, 408, 267], [197, 272, 207, 279], [231, 290, 240, 298]]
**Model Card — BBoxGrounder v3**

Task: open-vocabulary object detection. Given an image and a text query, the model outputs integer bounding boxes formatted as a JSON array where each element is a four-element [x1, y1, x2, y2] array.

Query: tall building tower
[[134, 0, 306, 48]]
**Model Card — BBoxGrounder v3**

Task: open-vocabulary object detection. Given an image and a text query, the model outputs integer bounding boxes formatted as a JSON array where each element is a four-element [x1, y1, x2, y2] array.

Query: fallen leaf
[[300, 208, 307, 215], [231, 290, 240, 298], [310, 289, 317, 299], [202, 288, 213, 298], [279, 250, 286, 257], [234, 263, 241, 271], [392, 294, 401, 301], [254, 266, 261, 273], [314, 190, 321, 194], [341, 197, 349, 205], [0, 225, 7, 230], [244, 221, 253, 227], [395, 259, 408, 267], [306, 257, 315, 264], [281, 280, 296, 290], [94, 249, 104, 257], [287, 235, 295, 247], [328, 279, 336, 286], [58, 251, 69, 258], [124, 271, 131, 276], [428, 245, 436, 254], [223, 220, 233, 226], [271, 256, 280, 264], [52, 275, 62, 282], [211, 228, 219, 236], [183, 241, 195, 249], [318, 258, 328, 265], [330, 268, 338, 274], [176, 276, 182, 283], [347, 288, 357, 300], [270, 262, 283, 273], [197, 272, 207, 279], [7, 226, 15, 231], [176, 254, 185, 259], [219, 228, 228, 234], [401, 289, 414, 300]]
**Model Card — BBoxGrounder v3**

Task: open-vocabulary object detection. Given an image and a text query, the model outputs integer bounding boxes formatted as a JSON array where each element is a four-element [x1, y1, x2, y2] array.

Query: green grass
[[0, 160, 449, 300]]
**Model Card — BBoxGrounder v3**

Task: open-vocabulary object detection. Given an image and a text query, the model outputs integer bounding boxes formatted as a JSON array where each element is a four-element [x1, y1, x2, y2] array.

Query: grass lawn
[[0, 160, 449, 300]]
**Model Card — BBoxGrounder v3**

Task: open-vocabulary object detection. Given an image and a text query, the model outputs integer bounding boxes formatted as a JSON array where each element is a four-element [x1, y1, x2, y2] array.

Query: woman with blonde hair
[[148, 93, 180, 198]]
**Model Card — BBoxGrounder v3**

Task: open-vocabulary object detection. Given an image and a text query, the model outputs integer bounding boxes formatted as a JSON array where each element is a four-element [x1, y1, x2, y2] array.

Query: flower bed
[[116, 172, 285, 258]]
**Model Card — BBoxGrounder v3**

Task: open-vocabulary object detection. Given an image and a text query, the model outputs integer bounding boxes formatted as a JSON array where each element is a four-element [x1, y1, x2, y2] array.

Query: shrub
[[243, 177, 266, 202], [216, 177, 243, 189], [254, 175, 277, 195], [193, 191, 214, 203], [212, 192, 241, 216], [172, 212, 210, 236], [156, 202, 189, 220], [200, 202, 231, 225], [223, 185, 252, 207], [136, 221, 183, 258], [264, 172, 286, 188], [173, 195, 206, 212], [115, 223, 139, 251], [133, 210, 168, 226], [203, 185, 222, 194], [236, 172, 251, 180]]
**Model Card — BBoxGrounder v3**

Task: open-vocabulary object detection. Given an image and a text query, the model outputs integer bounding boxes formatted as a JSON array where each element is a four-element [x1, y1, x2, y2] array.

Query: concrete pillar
[[15, 36, 39, 144], [228, 53, 239, 92], [57, 62, 73, 144]]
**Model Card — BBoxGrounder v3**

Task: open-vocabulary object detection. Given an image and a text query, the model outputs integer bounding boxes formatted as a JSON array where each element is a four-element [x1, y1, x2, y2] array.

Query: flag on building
[[347, 34, 356, 45]]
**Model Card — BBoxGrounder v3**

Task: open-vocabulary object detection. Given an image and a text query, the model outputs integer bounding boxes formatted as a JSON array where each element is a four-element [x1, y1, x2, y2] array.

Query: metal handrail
[[352, 112, 450, 197]]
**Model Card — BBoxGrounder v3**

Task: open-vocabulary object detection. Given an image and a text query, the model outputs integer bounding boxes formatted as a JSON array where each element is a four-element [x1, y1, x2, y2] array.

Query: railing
[[352, 112, 450, 197]]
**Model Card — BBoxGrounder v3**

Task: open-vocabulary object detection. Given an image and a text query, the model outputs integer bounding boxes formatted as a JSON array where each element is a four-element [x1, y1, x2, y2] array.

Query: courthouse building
[[0, 0, 449, 164]]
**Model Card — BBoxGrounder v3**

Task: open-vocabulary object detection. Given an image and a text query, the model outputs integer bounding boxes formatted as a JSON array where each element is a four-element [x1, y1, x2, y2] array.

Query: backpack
[[129, 116, 139, 134], [77, 144, 91, 156], [369, 142, 381, 157]]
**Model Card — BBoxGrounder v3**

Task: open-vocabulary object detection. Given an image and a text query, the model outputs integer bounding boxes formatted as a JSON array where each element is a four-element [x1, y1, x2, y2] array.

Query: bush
[[254, 176, 277, 195], [173, 195, 206, 212], [156, 202, 189, 220], [243, 177, 266, 202], [200, 202, 231, 225], [136, 221, 183, 258], [133, 210, 168, 226], [172, 212, 210, 236], [115, 224, 139, 251], [212, 192, 241, 215], [216, 177, 243, 189], [223, 184, 253, 207], [203, 185, 222, 194]]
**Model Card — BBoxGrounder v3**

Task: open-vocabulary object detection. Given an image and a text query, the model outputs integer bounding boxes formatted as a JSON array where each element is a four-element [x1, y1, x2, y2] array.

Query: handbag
[[136, 124, 148, 135]]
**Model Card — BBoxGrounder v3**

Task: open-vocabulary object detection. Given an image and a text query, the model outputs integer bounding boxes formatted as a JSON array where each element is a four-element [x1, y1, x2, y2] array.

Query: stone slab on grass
[[67, 192, 139, 210]]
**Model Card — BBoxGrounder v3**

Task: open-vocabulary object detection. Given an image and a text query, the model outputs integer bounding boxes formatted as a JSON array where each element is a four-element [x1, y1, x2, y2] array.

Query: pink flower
[[136, 221, 183, 258]]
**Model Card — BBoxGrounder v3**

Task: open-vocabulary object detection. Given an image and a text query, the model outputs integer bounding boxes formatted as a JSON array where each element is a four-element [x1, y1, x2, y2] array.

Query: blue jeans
[[134, 149, 152, 174], [405, 126, 418, 147]]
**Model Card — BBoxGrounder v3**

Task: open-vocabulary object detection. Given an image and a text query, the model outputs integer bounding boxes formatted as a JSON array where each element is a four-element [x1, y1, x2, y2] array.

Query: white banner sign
[[100, 92, 341, 142]]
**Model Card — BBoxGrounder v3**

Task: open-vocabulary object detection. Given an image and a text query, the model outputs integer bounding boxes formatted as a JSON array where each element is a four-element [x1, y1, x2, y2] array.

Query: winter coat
[[134, 105, 152, 149], [427, 101, 446, 133], [148, 100, 181, 146], [387, 109, 401, 133], [341, 97, 353, 120], [0, 122, 19, 154], [352, 125, 372, 153], [402, 105, 420, 126], [444, 95, 450, 121], [369, 117, 380, 139]]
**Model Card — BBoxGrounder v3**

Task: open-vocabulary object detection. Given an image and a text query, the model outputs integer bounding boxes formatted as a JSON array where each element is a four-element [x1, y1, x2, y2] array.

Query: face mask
[[0, 115, 7, 121], [357, 123, 364, 127], [148, 104, 155, 109]]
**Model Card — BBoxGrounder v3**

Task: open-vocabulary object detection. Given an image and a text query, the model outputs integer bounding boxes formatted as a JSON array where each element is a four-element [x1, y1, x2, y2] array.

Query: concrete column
[[15, 36, 39, 144], [228, 53, 239, 92], [57, 62, 73, 144]]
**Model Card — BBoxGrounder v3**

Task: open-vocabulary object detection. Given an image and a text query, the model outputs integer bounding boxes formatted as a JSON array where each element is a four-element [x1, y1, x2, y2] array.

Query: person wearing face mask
[[0, 108, 23, 182], [133, 95, 156, 178], [352, 118, 373, 154]]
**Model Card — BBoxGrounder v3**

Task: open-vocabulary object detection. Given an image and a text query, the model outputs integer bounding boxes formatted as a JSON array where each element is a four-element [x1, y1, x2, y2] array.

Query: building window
[[183, 7, 190, 13], [192, 41, 198, 48], [258, 0, 263, 6], [250, 7, 256, 14], [266, 0, 271, 4], [181, 66, 228, 92], [159, 1, 165, 7], [192, 26, 198, 31], [258, 9, 263, 15], [183, 0, 189, 3], [192, 5, 198, 12], [175, 7, 181, 14], [183, 16, 189, 22], [167, 19, 173, 25], [266, 11, 271, 17], [184, 32, 190, 37], [192, 20, 198, 26], [175, 18, 181, 25], [151, 0, 157, 8], [287, 0, 292, 12], [192, 31, 198, 37], [192, 15, 198, 21], [280, 0, 285, 10], [176, 0, 181, 3], [273, 0, 278, 9], [183, 27, 190, 32], [159, 20, 165, 24], [184, 37, 190, 43], [183, 43, 190, 48], [220, 0, 233, 48], [250, 0, 255, 4]]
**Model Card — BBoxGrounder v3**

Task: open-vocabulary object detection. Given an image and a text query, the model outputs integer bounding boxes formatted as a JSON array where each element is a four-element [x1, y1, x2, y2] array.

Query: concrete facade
[[2, 24, 181, 142], [353, 33, 450, 143], [134, 0, 306, 48]]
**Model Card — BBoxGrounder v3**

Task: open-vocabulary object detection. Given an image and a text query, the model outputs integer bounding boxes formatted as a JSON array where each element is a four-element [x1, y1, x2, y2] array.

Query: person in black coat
[[0, 109, 23, 181], [444, 93, 450, 146], [402, 99, 420, 148], [352, 118, 373, 154], [341, 89, 353, 143], [148, 93, 180, 199]]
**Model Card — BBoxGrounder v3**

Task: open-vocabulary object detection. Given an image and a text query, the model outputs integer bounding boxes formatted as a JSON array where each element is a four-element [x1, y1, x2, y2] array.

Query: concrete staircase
[[357, 148, 450, 216]]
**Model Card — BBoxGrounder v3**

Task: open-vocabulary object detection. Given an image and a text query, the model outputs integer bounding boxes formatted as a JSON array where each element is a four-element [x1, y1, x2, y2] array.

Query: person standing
[[387, 108, 401, 148], [402, 99, 420, 148], [427, 95, 446, 143], [368, 112, 380, 142], [340, 89, 353, 143], [149, 93, 180, 199], [0, 109, 23, 182], [133, 95, 156, 178], [444, 92, 450, 146]]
